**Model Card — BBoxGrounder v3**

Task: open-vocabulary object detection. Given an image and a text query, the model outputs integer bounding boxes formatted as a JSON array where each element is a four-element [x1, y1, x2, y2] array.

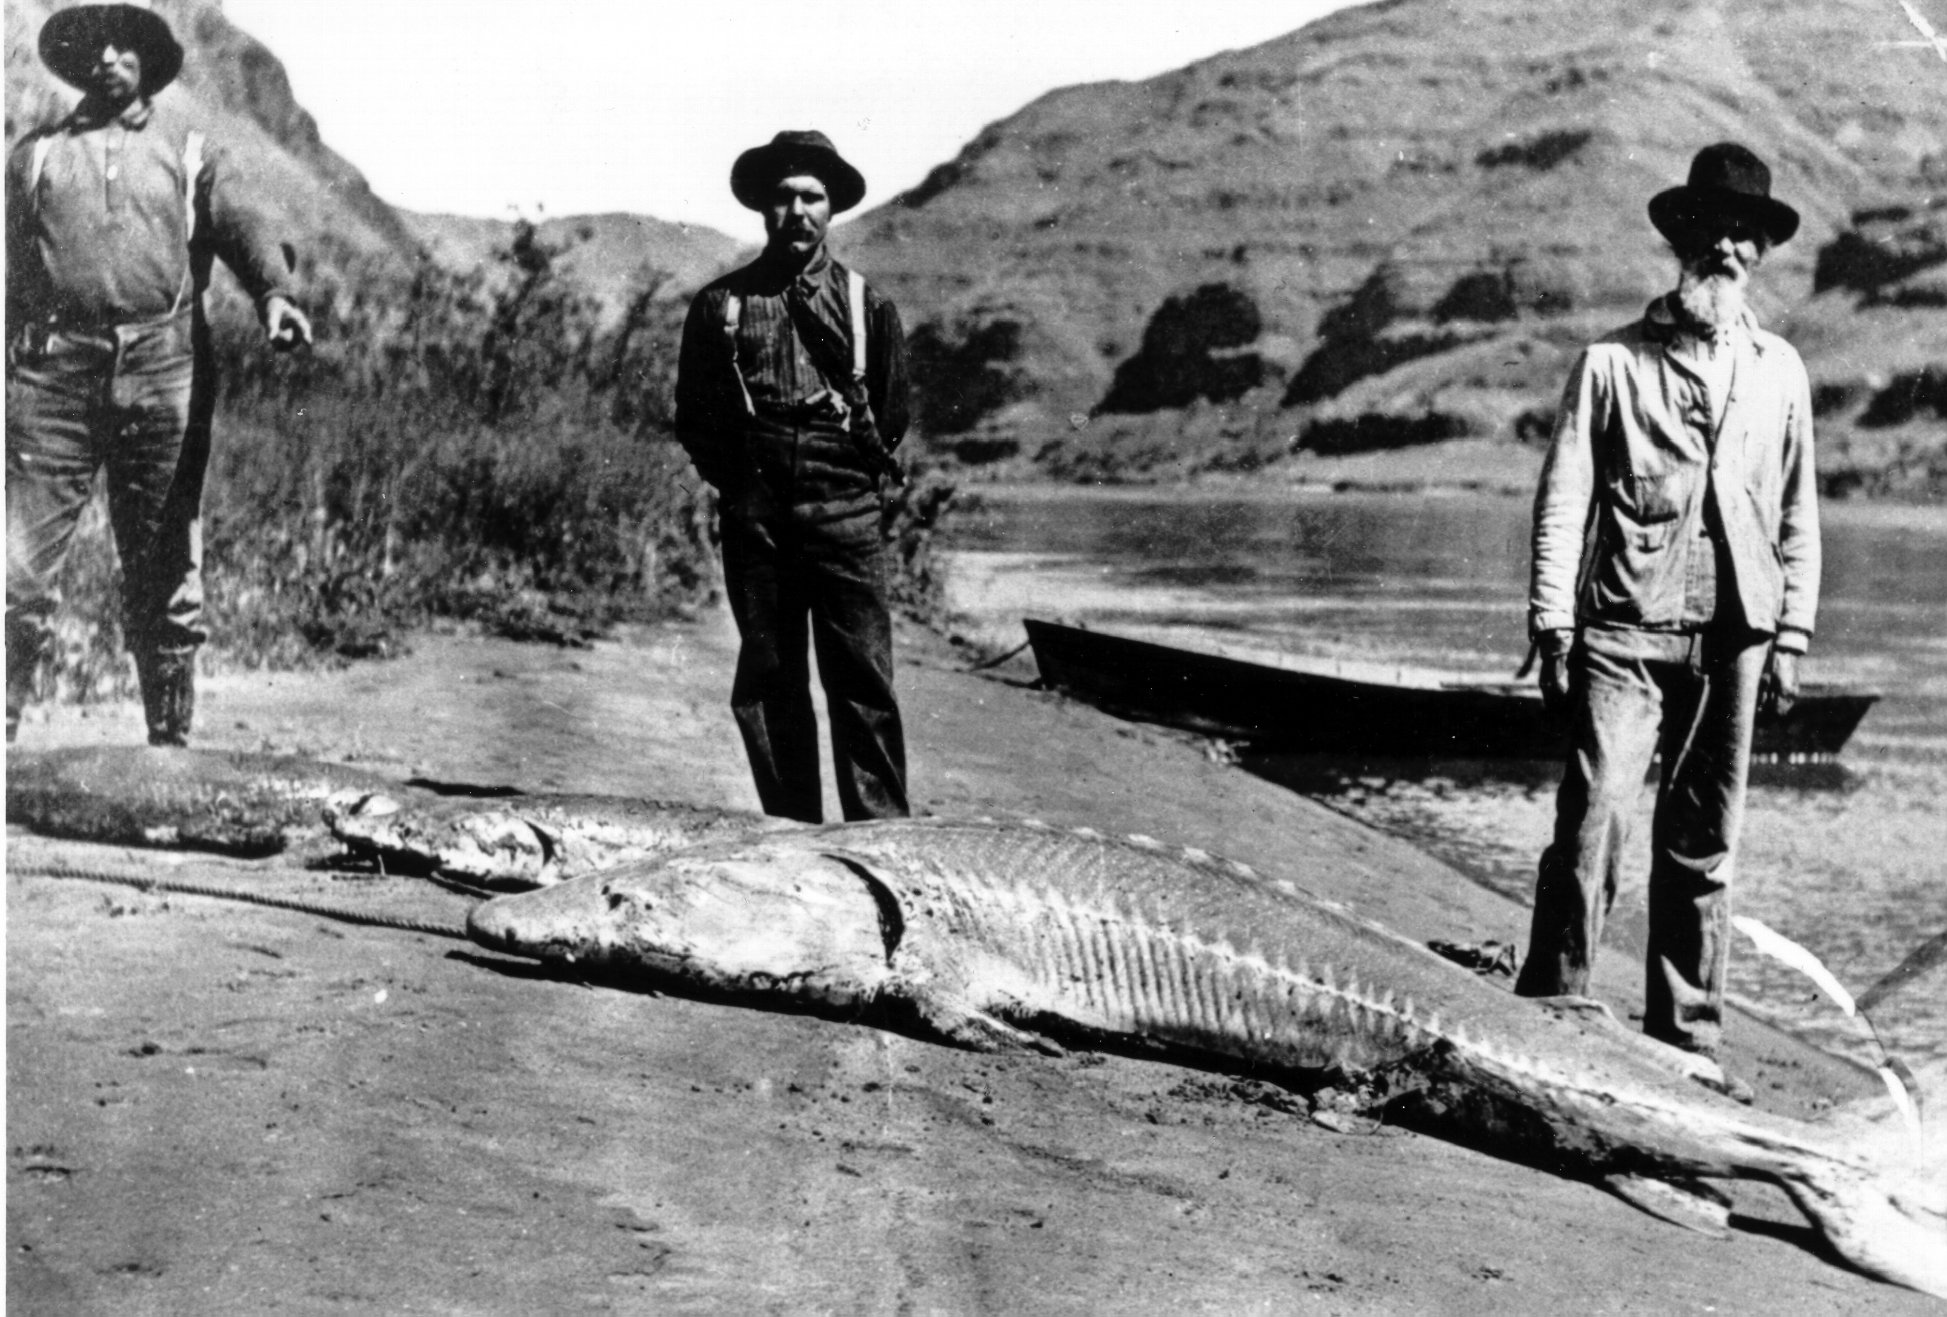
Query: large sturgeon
[[325, 790, 791, 890], [5, 746, 421, 856], [467, 817, 1947, 1298]]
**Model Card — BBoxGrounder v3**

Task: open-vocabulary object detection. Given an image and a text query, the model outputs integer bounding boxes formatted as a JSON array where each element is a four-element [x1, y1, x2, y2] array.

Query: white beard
[[1675, 264, 1749, 331]]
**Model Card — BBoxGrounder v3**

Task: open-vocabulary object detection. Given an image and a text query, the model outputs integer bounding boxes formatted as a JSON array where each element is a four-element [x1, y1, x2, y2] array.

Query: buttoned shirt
[[1530, 294, 1820, 653], [1667, 317, 1742, 629], [675, 244, 911, 505], [6, 97, 292, 330]]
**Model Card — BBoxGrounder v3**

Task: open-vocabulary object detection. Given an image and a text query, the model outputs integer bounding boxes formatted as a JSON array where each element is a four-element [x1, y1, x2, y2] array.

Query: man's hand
[[1538, 629, 1576, 727], [261, 295, 313, 353], [1759, 647, 1800, 718]]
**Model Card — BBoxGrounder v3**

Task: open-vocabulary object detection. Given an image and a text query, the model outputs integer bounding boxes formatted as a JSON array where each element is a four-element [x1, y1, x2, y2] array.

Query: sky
[[221, 0, 1361, 238]]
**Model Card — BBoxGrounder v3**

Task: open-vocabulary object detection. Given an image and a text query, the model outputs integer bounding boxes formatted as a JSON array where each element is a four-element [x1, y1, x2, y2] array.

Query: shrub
[[41, 223, 717, 701], [1475, 130, 1593, 171]]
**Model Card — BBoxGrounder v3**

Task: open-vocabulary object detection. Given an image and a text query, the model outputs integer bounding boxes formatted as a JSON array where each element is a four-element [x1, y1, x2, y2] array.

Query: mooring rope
[[964, 638, 1031, 673], [9, 860, 475, 941]]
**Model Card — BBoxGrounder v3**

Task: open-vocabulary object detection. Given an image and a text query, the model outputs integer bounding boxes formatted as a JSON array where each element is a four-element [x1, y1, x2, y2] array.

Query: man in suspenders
[[675, 130, 913, 822], [6, 1, 311, 745]]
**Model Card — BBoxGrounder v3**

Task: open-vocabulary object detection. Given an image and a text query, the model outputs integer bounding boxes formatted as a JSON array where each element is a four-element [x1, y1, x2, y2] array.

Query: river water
[[940, 484, 1947, 1071]]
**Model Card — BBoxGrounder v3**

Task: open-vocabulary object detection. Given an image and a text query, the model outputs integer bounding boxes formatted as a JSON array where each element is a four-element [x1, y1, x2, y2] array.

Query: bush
[[42, 223, 718, 702]]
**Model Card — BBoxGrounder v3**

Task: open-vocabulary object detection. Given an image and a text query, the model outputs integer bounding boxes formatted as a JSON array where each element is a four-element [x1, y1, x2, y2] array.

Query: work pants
[[1515, 623, 1771, 1058], [6, 312, 208, 718], [720, 506, 909, 823]]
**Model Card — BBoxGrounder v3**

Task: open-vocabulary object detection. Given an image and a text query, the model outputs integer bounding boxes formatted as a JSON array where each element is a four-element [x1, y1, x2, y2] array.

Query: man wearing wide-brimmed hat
[[6, 0, 312, 746], [1516, 143, 1821, 1089], [675, 130, 913, 822]]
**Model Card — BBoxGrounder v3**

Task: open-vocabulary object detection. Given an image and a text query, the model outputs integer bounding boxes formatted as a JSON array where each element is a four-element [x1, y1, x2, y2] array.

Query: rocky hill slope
[[5, 0, 417, 290], [402, 211, 745, 322], [8, 0, 1939, 495], [5, 2, 741, 323], [837, 0, 1946, 494]]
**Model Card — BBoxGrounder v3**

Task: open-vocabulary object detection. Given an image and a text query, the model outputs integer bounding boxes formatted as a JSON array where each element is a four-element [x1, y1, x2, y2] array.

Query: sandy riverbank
[[5, 612, 1932, 1313]]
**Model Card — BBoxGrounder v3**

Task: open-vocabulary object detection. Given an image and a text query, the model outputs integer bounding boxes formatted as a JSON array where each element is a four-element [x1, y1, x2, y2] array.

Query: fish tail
[[1781, 1058, 1947, 1298], [1776, 1158, 1947, 1299]]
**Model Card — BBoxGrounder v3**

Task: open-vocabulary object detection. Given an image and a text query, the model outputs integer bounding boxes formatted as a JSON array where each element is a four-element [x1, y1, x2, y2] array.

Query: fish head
[[325, 793, 552, 888], [466, 842, 895, 1006]]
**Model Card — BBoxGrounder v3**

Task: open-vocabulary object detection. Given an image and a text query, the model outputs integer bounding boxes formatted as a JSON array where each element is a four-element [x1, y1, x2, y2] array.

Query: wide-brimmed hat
[[39, 1, 183, 95], [1648, 142, 1799, 247], [731, 130, 867, 214]]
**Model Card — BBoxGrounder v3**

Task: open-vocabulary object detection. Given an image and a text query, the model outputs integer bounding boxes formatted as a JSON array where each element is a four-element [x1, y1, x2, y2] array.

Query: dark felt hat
[[39, 2, 184, 95], [1648, 142, 1799, 247], [731, 130, 867, 214]]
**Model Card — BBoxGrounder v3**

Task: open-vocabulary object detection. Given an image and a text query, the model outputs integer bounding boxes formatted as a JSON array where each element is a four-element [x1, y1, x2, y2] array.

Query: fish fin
[[1528, 993, 1620, 1026], [1530, 995, 1731, 1090], [1778, 1057, 1947, 1298], [1817, 1056, 1943, 1138], [285, 833, 352, 869], [899, 984, 1062, 1056], [1776, 1154, 1947, 1299], [1602, 1174, 1732, 1237], [323, 789, 402, 827]]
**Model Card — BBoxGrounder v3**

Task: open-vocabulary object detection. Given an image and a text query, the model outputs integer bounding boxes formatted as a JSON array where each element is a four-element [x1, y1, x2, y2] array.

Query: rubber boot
[[6, 614, 44, 744], [136, 647, 197, 747]]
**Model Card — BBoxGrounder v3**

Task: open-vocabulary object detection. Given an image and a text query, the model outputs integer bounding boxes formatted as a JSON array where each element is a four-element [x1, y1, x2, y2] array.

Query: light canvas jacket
[[1530, 295, 1820, 652]]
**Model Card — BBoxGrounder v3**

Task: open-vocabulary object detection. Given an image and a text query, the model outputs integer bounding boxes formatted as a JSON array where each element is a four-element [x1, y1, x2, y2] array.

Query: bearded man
[[1514, 143, 1820, 1084], [674, 130, 912, 823], [6, 1, 311, 745]]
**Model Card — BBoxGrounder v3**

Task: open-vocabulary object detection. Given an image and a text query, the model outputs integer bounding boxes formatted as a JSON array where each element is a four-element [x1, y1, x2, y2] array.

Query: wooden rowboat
[[1023, 618, 1878, 761]]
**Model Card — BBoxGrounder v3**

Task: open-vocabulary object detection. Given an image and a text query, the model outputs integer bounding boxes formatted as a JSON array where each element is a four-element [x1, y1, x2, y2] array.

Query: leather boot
[[6, 614, 44, 744], [136, 647, 197, 747]]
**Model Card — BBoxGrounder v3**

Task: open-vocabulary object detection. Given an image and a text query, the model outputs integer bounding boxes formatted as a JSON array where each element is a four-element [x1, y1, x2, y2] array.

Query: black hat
[[39, 2, 184, 95], [1648, 142, 1800, 247], [731, 130, 867, 214]]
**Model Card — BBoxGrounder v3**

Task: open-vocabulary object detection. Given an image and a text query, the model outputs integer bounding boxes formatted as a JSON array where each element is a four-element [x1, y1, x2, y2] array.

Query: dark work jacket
[[675, 246, 911, 524]]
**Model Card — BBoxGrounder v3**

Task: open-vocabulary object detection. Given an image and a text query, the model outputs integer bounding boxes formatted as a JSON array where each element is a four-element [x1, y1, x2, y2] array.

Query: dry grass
[[40, 229, 714, 702]]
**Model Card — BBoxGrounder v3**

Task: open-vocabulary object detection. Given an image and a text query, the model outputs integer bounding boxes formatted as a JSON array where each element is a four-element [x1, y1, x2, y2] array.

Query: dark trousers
[[720, 507, 909, 823], [7, 312, 208, 728], [1515, 624, 1770, 1057]]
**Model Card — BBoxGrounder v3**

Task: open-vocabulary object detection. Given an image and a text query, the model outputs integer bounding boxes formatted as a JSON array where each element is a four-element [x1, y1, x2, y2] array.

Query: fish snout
[[464, 877, 624, 963], [465, 894, 538, 955]]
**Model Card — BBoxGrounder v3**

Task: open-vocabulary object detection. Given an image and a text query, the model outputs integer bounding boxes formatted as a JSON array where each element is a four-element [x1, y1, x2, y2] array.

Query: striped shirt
[[675, 245, 911, 497]]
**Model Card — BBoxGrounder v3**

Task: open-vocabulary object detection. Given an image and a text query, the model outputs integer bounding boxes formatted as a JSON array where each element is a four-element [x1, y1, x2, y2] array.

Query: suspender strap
[[166, 131, 205, 318], [181, 131, 204, 243], [28, 135, 54, 195], [847, 268, 867, 383], [722, 291, 757, 417], [723, 271, 870, 418], [24, 127, 204, 320]]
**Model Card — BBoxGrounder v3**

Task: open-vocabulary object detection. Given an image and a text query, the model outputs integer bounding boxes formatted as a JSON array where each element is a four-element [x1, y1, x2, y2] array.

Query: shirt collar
[[69, 96, 154, 132], [753, 242, 833, 293]]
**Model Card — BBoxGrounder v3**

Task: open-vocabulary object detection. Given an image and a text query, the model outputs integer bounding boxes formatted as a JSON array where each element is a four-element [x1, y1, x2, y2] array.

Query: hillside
[[7, 0, 1940, 495], [4, 3, 743, 325], [838, 0, 1947, 493], [402, 211, 745, 322]]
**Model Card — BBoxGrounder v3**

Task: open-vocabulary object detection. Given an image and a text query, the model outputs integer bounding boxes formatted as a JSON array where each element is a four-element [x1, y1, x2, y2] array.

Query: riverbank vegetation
[[39, 226, 955, 706]]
